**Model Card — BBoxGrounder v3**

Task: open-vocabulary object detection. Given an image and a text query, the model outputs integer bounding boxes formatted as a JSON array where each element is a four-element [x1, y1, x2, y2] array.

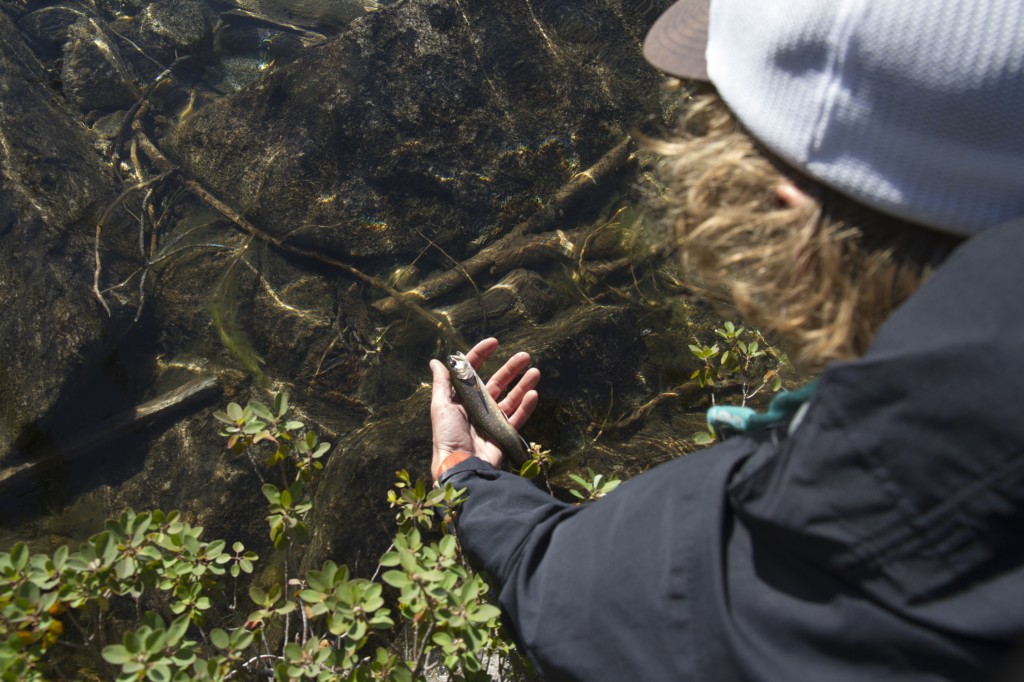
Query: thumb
[[429, 359, 453, 407]]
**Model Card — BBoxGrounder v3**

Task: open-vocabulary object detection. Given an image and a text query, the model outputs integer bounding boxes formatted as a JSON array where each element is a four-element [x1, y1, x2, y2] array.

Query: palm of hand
[[429, 338, 540, 476]]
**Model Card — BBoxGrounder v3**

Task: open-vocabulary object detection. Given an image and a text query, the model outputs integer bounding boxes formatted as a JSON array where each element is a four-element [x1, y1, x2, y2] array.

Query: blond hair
[[646, 92, 962, 373]]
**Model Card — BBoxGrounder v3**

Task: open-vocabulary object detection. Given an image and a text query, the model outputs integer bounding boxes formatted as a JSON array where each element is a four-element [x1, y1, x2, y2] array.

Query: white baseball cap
[[644, 0, 1024, 236]]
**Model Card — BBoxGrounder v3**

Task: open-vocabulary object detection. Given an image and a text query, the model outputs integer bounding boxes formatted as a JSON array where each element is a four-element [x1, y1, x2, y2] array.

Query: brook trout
[[446, 352, 530, 467]]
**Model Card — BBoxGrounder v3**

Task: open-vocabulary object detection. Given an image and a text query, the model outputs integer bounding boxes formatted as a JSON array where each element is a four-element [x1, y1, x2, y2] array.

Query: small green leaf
[[231, 629, 254, 650], [261, 484, 280, 504], [382, 570, 411, 589], [298, 589, 324, 603], [147, 663, 172, 682], [166, 616, 189, 647], [249, 401, 274, 421], [284, 642, 303, 661], [693, 430, 716, 445], [519, 459, 541, 479], [249, 586, 268, 605], [274, 393, 289, 418], [102, 644, 133, 665], [210, 629, 230, 650], [469, 604, 501, 623]]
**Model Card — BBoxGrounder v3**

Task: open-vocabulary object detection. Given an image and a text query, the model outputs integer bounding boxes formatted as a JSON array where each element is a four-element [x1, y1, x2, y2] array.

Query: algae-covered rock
[[137, 0, 215, 62], [170, 0, 670, 259], [61, 16, 139, 113], [0, 12, 139, 463]]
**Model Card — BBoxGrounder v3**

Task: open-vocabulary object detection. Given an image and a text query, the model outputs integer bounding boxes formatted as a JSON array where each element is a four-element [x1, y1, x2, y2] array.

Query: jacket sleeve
[[441, 456, 697, 680]]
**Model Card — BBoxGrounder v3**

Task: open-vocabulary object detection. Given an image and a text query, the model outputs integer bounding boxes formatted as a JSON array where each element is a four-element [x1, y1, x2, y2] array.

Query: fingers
[[465, 337, 499, 368], [452, 337, 541, 422], [499, 366, 540, 412], [508, 389, 539, 431], [431, 340, 540, 469], [486, 351, 532, 399], [429, 359, 454, 410]]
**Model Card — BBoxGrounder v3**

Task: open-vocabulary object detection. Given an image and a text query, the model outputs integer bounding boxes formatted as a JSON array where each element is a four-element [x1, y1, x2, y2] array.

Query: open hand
[[429, 337, 540, 478]]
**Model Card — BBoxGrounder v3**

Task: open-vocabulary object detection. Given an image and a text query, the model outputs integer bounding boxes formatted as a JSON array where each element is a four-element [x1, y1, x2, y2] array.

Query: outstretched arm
[[428, 341, 691, 679]]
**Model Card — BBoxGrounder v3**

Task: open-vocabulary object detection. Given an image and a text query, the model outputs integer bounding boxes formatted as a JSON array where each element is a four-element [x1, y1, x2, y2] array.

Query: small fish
[[446, 352, 530, 467]]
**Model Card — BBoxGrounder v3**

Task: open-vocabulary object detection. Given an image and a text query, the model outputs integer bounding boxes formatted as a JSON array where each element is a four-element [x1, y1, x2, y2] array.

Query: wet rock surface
[[137, 0, 215, 63], [0, 11, 140, 469], [62, 16, 139, 113], [169, 0, 669, 258]]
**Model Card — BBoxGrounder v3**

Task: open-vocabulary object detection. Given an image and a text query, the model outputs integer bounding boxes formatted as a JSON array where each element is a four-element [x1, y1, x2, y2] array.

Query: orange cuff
[[434, 451, 472, 481]]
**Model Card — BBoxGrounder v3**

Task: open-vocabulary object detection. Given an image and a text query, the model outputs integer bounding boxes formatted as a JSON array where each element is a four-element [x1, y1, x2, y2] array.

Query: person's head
[[643, 0, 1024, 372]]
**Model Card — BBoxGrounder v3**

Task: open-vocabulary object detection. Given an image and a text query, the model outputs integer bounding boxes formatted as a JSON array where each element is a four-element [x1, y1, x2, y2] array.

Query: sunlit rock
[[170, 0, 669, 258], [0, 13, 140, 464]]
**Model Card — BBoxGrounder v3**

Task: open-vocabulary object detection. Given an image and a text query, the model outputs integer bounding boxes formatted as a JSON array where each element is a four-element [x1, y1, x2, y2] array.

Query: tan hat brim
[[643, 0, 711, 81]]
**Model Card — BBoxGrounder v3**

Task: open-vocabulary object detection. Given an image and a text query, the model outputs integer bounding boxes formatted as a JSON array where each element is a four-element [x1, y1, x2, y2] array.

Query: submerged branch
[[374, 137, 635, 313], [92, 170, 174, 316], [184, 178, 463, 346], [597, 378, 744, 432], [131, 131, 465, 347], [0, 376, 220, 490]]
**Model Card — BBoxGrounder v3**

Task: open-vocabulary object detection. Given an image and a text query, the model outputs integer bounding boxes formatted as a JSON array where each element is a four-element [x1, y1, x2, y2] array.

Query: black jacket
[[443, 222, 1024, 680]]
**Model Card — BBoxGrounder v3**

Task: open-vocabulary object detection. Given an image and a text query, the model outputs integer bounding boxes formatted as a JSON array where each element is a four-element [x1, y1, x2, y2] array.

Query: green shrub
[[689, 321, 788, 444], [3, 392, 615, 680]]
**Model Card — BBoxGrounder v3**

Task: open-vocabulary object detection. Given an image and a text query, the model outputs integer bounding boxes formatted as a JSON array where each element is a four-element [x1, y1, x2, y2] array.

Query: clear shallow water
[[0, 0, 793, 573]]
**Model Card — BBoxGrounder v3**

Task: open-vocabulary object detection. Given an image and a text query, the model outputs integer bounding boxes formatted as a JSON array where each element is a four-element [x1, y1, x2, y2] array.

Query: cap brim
[[643, 0, 711, 81]]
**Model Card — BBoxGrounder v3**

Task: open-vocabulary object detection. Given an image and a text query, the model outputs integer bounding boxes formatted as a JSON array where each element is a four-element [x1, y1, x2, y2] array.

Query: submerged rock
[[61, 16, 138, 113], [170, 0, 671, 259], [137, 0, 215, 62], [0, 12, 140, 464]]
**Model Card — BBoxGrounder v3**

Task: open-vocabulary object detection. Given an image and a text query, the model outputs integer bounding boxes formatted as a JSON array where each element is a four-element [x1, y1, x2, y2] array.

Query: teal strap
[[706, 380, 818, 435]]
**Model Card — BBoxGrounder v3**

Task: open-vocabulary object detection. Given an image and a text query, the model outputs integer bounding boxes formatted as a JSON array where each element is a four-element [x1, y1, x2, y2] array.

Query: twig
[[63, 609, 92, 644], [369, 542, 395, 584], [102, 242, 234, 296], [599, 379, 747, 432], [189, 177, 460, 340], [312, 335, 339, 378], [220, 8, 328, 46], [412, 622, 436, 678], [300, 590, 310, 643], [374, 137, 635, 312], [571, 208, 624, 303], [587, 383, 615, 447], [282, 547, 291, 659], [374, 229, 579, 314], [235, 654, 280, 679], [92, 171, 173, 316], [93, 222, 112, 316], [510, 137, 634, 240], [0, 376, 219, 489], [598, 384, 698, 432], [417, 229, 490, 332]]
